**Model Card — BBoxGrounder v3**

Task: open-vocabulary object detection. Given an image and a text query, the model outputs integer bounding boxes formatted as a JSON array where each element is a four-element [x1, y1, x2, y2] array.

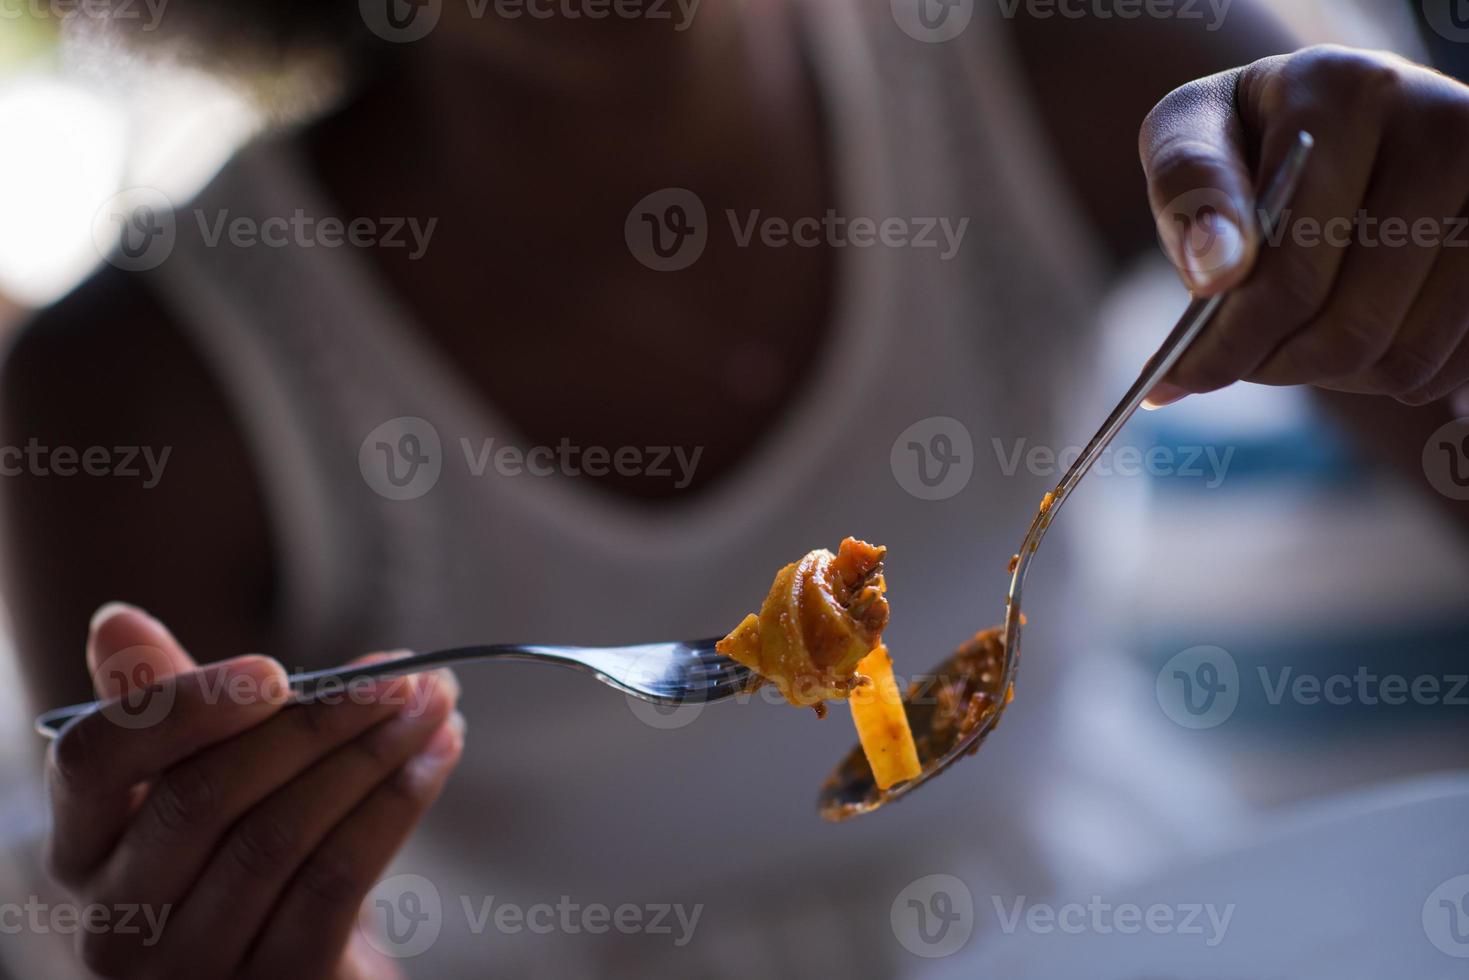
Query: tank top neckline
[[257, 5, 897, 560]]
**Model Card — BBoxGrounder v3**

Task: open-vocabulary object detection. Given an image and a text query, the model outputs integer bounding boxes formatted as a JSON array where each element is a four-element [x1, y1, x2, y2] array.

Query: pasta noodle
[[719, 538, 921, 788]]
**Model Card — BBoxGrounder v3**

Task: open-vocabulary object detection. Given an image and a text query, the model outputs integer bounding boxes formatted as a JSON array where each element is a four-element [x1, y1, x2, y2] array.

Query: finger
[[1253, 76, 1469, 389], [87, 603, 197, 695], [1398, 226, 1469, 405], [243, 713, 466, 979], [47, 603, 199, 882], [46, 645, 287, 887], [1141, 66, 1259, 296], [160, 674, 459, 976], [89, 654, 435, 943], [1160, 50, 1390, 400]]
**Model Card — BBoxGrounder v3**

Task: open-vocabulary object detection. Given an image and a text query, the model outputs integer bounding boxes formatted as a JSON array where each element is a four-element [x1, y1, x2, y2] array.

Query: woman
[[4, 1, 1467, 976]]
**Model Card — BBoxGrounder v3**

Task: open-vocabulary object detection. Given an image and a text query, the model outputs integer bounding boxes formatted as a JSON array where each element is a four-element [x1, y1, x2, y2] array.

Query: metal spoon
[[819, 131, 1316, 822]]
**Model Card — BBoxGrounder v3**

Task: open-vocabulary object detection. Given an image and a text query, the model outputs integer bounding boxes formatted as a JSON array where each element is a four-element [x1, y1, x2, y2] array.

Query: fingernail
[[402, 668, 459, 719], [89, 601, 164, 636], [1142, 382, 1190, 411], [425, 712, 465, 762], [1180, 211, 1246, 294], [436, 668, 461, 701]]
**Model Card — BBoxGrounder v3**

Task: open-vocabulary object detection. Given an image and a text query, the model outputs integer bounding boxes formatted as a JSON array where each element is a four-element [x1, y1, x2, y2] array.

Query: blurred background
[[0, 1, 1467, 977]]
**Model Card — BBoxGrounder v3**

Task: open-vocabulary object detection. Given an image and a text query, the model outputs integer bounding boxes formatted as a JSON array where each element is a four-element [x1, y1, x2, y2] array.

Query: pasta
[[719, 538, 921, 788]]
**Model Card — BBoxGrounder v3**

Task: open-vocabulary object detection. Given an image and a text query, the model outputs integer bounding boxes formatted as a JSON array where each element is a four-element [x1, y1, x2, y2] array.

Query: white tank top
[[150, 3, 1113, 973]]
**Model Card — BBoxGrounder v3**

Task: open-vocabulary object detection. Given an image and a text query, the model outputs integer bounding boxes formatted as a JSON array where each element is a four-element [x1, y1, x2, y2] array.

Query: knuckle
[[150, 765, 218, 836], [1295, 45, 1400, 104], [1397, 386, 1442, 407], [296, 852, 366, 908], [227, 812, 299, 880], [1370, 345, 1442, 395], [291, 699, 344, 740], [1310, 306, 1397, 376], [1252, 64, 1293, 120]]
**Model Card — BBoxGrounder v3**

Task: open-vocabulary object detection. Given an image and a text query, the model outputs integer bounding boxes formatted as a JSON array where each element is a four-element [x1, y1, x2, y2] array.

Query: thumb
[[1140, 67, 1259, 296], [86, 602, 197, 701]]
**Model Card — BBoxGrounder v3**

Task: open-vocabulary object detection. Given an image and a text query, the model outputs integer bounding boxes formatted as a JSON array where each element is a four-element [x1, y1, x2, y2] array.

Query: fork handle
[[32, 644, 529, 740]]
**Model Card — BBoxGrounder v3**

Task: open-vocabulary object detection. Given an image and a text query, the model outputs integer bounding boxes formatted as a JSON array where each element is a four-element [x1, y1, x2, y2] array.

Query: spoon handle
[[1012, 130, 1315, 595]]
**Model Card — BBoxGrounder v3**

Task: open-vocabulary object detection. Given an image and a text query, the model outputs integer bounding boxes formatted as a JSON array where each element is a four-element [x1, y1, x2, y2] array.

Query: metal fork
[[35, 640, 754, 739]]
